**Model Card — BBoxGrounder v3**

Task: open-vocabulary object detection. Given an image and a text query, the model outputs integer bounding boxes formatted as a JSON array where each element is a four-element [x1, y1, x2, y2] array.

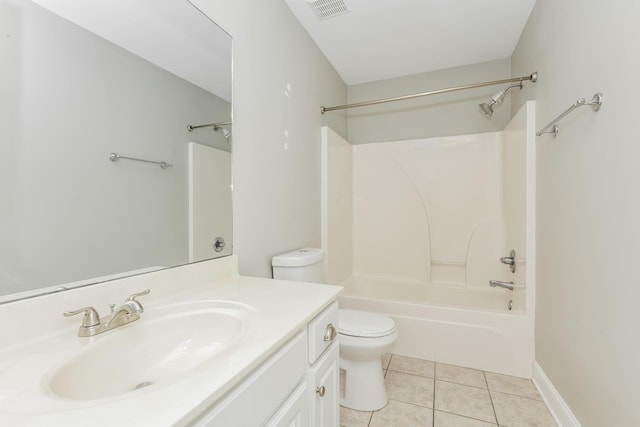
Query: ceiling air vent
[[307, 0, 350, 20]]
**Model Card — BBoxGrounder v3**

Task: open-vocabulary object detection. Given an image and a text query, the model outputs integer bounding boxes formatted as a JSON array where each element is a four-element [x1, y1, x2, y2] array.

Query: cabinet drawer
[[307, 302, 339, 364]]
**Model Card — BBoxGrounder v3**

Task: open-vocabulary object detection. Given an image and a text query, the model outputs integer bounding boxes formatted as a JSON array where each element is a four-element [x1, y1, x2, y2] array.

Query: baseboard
[[532, 361, 582, 427]]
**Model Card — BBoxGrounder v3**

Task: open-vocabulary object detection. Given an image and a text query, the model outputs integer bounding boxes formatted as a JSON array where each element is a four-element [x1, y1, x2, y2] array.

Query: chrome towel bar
[[187, 121, 231, 131], [109, 153, 172, 169], [537, 93, 603, 137]]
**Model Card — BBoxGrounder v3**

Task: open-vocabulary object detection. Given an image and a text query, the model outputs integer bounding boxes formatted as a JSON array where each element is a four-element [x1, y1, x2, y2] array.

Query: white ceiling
[[284, 0, 537, 86]]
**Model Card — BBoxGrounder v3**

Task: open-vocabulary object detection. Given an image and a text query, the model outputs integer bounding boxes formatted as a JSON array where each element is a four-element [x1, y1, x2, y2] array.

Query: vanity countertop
[[0, 256, 342, 426]]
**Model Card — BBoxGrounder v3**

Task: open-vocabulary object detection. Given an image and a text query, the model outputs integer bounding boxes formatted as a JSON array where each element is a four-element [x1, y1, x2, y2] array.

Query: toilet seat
[[338, 309, 396, 338]]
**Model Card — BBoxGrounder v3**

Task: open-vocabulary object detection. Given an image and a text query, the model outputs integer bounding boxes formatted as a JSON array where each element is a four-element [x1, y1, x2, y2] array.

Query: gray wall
[[0, 1, 230, 293], [347, 59, 511, 144], [192, 0, 348, 278], [512, 0, 640, 425], [190, 0, 640, 424]]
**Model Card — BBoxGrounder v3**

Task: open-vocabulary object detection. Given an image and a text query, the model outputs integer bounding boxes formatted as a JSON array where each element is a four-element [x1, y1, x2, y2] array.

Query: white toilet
[[272, 248, 398, 412]]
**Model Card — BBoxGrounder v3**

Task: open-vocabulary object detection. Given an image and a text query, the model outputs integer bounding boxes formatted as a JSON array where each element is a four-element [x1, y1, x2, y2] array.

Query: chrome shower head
[[479, 82, 523, 117], [479, 102, 494, 116], [214, 125, 231, 140]]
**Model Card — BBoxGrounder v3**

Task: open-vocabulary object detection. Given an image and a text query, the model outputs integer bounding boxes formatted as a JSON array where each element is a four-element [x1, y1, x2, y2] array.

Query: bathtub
[[338, 277, 534, 378]]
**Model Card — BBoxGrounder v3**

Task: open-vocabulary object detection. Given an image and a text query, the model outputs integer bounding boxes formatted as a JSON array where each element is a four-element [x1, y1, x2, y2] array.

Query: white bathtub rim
[[341, 275, 522, 313], [340, 293, 525, 317]]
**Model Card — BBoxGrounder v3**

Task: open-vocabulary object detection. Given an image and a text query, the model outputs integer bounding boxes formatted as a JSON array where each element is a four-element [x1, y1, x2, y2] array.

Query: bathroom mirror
[[0, 0, 232, 302]]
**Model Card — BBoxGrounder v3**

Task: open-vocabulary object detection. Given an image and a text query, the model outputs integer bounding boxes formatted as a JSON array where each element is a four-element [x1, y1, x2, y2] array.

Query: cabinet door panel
[[309, 342, 339, 427], [265, 383, 309, 427], [189, 332, 306, 426]]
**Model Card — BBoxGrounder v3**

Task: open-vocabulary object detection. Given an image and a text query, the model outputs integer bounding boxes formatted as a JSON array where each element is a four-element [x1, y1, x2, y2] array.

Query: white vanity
[[0, 256, 342, 426]]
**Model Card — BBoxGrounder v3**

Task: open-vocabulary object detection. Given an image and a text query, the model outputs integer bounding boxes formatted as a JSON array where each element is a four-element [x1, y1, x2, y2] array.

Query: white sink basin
[[47, 301, 259, 401]]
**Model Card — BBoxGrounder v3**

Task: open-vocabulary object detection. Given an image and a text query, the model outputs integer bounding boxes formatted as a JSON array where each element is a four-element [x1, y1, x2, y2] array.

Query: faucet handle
[[123, 289, 150, 315], [64, 307, 101, 327], [125, 289, 150, 302]]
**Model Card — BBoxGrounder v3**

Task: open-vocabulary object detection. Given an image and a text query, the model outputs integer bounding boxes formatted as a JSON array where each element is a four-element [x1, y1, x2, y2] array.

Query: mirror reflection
[[0, 0, 232, 301]]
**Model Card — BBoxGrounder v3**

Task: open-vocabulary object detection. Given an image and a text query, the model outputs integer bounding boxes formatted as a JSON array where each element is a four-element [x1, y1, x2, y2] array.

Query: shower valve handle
[[499, 250, 517, 273], [499, 256, 515, 265]]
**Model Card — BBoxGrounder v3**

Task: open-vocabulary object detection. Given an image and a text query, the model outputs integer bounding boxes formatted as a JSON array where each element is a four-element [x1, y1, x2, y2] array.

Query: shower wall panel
[[502, 101, 536, 315], [321, 127, 353, 285], [352, 133, 508, 286]]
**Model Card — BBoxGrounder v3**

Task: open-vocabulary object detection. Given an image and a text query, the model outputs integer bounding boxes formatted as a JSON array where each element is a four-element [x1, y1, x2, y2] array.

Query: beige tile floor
[[340, 354, 557, 427]]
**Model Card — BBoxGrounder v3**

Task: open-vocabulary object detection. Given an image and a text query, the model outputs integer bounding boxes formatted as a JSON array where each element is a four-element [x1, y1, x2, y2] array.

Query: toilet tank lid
[[272, 248, 324, 267], [338, 309, 396, 338]]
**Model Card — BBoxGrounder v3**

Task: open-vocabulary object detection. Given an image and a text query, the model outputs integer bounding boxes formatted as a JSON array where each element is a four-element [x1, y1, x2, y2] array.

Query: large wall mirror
[[0, 0, 232, 302]]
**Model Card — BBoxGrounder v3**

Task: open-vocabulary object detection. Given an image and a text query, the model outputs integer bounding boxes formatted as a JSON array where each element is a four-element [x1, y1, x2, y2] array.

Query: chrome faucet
[[64, 289, 150, 337], [489, 280, 515, 290]]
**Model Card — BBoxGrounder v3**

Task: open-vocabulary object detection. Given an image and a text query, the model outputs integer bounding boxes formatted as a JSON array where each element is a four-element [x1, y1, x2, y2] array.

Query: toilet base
[[340, 357, 388, 411]]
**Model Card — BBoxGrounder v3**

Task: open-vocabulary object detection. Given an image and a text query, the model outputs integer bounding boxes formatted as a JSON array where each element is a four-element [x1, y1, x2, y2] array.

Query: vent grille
[[307, 0, 350, 20]]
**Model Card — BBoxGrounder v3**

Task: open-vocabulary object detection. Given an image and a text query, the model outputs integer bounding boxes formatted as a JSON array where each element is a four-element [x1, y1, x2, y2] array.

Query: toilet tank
[[272, 248, 325, 283]]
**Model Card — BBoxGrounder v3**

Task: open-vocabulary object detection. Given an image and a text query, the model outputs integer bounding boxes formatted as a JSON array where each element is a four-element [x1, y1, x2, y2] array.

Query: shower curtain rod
[[320, 72, 538, 114]]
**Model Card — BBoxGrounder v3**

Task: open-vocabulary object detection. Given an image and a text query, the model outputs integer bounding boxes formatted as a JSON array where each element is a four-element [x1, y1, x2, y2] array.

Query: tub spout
[[489, 280, 514, 290]]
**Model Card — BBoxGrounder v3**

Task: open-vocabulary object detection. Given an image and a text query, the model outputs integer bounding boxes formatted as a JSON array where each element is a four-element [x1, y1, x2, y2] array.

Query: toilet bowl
[[338, 309, 398, 411], [270, 248, 398, 411]]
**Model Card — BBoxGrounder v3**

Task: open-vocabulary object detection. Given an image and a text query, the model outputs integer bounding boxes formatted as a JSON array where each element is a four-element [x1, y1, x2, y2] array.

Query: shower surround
[[321, 102, 536, 377]]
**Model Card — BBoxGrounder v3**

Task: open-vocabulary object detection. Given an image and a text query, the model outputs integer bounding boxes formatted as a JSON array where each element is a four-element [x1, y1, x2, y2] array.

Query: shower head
[[479, 82, 523, 117], [214, 125, 231, 140], [479, 102, 494, 116]]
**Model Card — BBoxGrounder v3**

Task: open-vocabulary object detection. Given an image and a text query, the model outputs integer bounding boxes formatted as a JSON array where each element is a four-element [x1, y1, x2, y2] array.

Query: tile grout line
[[384, 401, 434, 411], [432, 362, 436, 427], [434, 409, 501, 426], [386, 368, 436, 380], [384, 398, 436, 411], [431, 377, 489, 390], [489, 388, 545, 401], [484, 370, 499, 425]]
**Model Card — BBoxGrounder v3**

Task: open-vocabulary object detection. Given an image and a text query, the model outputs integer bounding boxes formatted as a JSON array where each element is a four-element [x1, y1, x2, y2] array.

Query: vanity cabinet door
[[308, 342, 339, 427], [188, 332, 307, 426], [265, 382, 309, 427]]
